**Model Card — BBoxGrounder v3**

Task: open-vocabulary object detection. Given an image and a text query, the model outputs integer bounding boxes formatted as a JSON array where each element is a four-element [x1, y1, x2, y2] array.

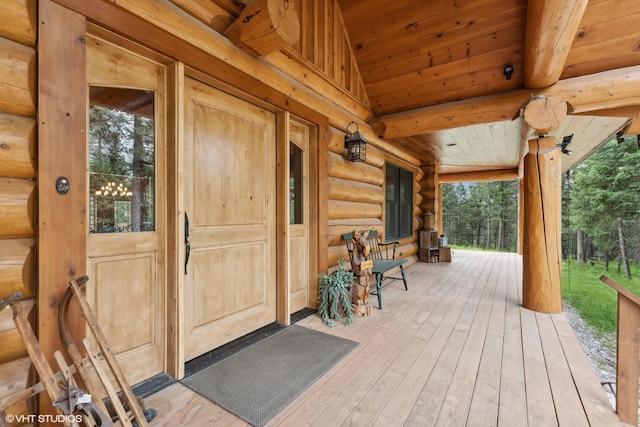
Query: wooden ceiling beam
[[371, 65, 640, 139], [524, 0, 589, 88], [438, 169, 520, 184]]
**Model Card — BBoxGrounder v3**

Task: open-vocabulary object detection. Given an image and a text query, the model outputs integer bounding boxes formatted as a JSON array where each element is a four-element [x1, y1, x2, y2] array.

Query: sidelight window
[[88, 87, 155, 233]]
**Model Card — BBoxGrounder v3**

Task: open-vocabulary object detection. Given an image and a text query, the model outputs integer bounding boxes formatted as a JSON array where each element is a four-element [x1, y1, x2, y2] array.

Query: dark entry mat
[[181, 325, 358, 426]]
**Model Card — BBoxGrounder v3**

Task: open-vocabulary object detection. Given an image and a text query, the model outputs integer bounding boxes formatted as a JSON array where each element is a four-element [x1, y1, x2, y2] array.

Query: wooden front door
[[86, 34, 166, 384], [289, 119, 311, 313], [183, 78, 277, 360]]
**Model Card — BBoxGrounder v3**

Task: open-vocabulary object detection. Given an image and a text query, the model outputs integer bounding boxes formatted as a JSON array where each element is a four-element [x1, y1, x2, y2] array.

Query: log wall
[[326, 128, 421, 269], [420, 163, 438, 226], [0, 0, 37, 421]]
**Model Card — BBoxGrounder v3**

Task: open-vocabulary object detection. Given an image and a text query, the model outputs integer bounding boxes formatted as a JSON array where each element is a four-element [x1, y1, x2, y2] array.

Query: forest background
[[441, 134, 640, 280]]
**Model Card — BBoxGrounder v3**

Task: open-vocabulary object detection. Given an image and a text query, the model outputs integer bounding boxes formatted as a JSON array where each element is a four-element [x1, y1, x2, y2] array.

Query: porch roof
[[145, 251, 629, 426], [339, 0, 640, 179]]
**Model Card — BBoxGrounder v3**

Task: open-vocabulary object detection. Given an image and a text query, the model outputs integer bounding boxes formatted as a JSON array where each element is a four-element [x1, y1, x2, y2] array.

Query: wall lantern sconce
[[557, 134, 573, 156], [344, 121, 367, 162]]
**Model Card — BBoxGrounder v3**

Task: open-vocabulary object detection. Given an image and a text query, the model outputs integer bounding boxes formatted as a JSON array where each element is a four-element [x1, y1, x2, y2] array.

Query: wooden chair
[[342, 230, 408, 309]]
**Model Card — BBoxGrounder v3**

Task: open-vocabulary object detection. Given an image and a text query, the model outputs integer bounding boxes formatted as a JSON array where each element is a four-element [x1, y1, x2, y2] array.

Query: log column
[[522, 136, 562, 313]]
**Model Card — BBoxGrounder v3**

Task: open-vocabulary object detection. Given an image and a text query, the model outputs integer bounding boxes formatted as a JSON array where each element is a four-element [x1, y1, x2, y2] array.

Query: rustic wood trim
[[37, 1, 87, 416], [524, 0, 589, 88], [276, 111, 291, 325], [166, 61, 183, 379], [305, 118, 320, 310], [317, 125, 329, 277], [599, 275, 640, 425]]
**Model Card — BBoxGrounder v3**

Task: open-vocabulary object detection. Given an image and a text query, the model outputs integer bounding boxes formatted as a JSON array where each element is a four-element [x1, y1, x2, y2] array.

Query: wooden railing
[[599, 275, 640, 425]]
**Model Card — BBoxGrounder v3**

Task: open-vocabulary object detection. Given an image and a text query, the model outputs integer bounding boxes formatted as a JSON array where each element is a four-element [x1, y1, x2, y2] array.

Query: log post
[[522, 136, 562, 313], [224, 0, 299, 57]]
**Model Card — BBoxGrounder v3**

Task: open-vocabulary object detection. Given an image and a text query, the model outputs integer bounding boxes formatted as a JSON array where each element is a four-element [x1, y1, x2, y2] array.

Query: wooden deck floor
[[146, 250, 630, 427]]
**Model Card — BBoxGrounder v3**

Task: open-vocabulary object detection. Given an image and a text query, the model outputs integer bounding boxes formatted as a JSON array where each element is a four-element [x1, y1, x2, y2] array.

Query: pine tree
[[569, 137, 640, 278]]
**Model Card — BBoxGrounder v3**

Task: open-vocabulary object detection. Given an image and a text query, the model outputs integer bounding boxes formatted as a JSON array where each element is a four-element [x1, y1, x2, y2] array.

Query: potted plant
[[317, 259, 354, 327]]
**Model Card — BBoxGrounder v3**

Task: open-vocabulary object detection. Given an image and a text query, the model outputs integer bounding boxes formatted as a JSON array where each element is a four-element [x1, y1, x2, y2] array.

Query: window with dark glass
[[89, 87, 155, 233], [385, 163, 412, 240], [289, 141, 303, 225]]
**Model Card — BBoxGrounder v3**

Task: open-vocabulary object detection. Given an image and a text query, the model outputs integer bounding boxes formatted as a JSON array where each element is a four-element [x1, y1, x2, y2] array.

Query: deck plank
[[145, 251, 627, 427], [434, 255, 501, 426], [537, 312, 590, 426], [551, 314, 633, 427], [466, 254, 509, 427], [404, 255, 496, 426], [497, 255, 528, 427], [371, 255, 487, 426]]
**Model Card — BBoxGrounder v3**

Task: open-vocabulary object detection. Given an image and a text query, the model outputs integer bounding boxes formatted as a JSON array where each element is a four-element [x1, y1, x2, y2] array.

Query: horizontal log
[[169, 0, 235, 34], [414, 194, 423, 209], [328, 199, 382, 220], [0, 37, 35, 118], [373, 65, 640, 139], [0, 298, 33, 332], [438, 169, 520, 184], [0, 179, 35, 237], [328, 151, 385, 185], [0, 356, 31, 417], [413, 216, 421, 232], [327, 218, 383, 246], [328, 177, 383, 204], [0, 356, 30, 398], [328, 244, 351, 268], [0, 0, 36, 47], [0, 330, 26, 365], [0, 238, 35, 299], [0, 300, 33, 364], [395, 242, 418, 259], [0, 113, 36, 179]]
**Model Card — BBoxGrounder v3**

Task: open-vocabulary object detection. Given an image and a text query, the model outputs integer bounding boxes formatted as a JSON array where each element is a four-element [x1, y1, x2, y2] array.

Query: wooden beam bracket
[[224, 0, 300, 57]]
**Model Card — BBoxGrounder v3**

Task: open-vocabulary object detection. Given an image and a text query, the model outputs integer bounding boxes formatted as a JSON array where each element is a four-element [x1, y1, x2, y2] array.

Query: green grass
[[562, 259, 640, 335]]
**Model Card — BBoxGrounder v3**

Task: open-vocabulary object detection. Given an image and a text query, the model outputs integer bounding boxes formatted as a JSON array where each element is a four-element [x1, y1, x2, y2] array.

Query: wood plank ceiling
[[339, 0, 640, 179]]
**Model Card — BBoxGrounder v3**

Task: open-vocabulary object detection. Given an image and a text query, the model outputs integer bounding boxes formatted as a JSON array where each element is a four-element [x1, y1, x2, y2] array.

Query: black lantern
[[344, 121, 367, 162]]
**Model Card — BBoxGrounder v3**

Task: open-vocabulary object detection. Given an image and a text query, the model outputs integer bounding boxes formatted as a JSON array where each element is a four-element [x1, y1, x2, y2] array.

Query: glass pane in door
[[88, 87, 155, 233], [289, 141, 303, 225]]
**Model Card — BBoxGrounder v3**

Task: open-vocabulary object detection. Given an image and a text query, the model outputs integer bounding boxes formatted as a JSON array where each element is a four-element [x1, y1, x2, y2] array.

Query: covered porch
[[145, 251, 627, 426]]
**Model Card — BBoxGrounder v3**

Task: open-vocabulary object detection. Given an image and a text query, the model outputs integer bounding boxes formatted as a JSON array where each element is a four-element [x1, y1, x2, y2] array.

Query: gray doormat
[[181, 325, 358, 426]]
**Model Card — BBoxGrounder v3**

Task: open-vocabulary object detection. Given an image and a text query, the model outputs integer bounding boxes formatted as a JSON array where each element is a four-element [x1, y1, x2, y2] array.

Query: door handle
[[185, 212, 191, 275]]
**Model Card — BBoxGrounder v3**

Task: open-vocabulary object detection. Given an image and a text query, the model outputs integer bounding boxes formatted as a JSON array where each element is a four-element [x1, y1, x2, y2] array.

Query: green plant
[[562, 258, 640, 335], [317, 259, 354, 327]]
